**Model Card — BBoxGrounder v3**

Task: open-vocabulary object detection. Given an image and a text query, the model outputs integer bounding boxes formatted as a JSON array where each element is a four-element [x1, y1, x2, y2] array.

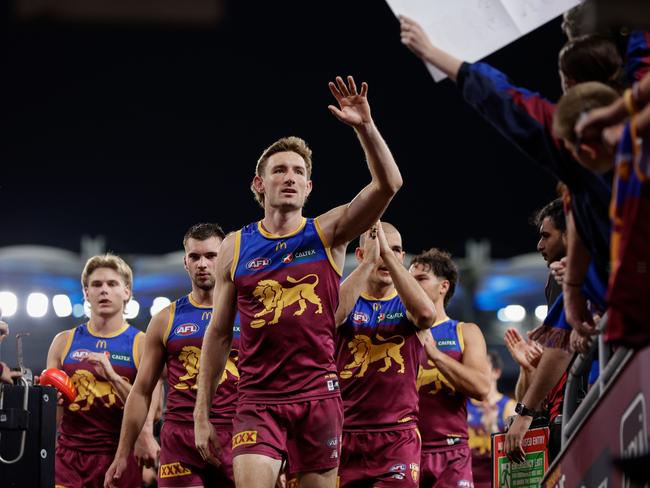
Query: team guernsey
[[232, 217, 342, 403], [159, 294, 240, 487], [418, 317, 468, 448], [164, 294, 241, 424], [58, 322, 141, 451], [337, 291, 422, 431], [467, 395, 516, 487]]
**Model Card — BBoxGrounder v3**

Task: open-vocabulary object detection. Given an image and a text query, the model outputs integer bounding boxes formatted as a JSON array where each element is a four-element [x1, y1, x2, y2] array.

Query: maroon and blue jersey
[[336, 291, 422, 431], [417, 317, 468, 449], [606, 122, 650, 348], [163, 294, 240, 424], [456, 33, 650, 336], [232, 217, 342, 403], [467, 395, 516, 484], [59, 322, 142, 452]]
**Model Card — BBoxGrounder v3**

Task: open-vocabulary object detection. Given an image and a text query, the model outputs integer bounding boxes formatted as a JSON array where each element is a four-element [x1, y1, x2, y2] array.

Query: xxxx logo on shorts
[[232, 430, 258, 448], [159, 462, 192, 478]]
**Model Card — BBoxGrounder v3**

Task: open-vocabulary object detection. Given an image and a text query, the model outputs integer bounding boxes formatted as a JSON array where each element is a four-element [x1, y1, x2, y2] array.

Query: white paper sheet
[[388, 0, 580, 81]]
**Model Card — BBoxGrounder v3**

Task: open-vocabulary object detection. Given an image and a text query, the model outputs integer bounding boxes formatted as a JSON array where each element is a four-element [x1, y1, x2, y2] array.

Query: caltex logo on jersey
[[352, 311, 370, 324], [175, 323, 199, 336], [282, 253, 294, 264], [246, 257, 271, 271]]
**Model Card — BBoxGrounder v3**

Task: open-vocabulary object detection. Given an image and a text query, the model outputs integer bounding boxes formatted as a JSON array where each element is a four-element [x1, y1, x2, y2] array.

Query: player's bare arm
[[317, 76, 403, 261], [47, 330, 73, 426], [193, 232, 237, 465], [334, 226, 381, 326], [421, 322, 489, 400], [562, 211, 596, 340], [376, 224, 436, 329], [399, 16, 463, 81], [105, 310, 168, 487]]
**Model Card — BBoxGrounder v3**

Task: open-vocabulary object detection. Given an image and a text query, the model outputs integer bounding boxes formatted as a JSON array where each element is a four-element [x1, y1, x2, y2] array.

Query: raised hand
[[399, 15, 436, 61], [549, 257, 567, 285], [361, 223, 381, 265], [575, 99, 627, 145], [504, 328, 541, 372], [328, 75, 371, 128], [87, 352, 118, 382]]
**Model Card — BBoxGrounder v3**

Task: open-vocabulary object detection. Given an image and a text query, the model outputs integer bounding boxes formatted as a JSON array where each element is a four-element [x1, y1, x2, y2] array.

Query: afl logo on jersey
[[352, 311, 370, 325], [70, 349, 92, 361], [175, 323, 199, 336], [246, 257, 271, 271]]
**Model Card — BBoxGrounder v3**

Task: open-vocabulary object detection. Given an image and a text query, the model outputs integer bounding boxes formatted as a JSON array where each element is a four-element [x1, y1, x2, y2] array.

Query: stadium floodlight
[[535, 305, 548, 321], [150, 297, 171, 316], [53, 294, 73, 318], [125, 299, 140, 320], [72, 303, 85, 318], [27, 293, 49, 318], [497, 304, 526, 323], [0, 291, 18, 317]]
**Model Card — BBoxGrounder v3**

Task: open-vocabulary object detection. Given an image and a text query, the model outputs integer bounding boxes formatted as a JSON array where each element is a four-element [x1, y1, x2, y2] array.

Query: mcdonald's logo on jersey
[[372, 303, 381, 312], [95, 340, 107, 349], [275, 241, 287, 252], [201, 311, 213, 322]]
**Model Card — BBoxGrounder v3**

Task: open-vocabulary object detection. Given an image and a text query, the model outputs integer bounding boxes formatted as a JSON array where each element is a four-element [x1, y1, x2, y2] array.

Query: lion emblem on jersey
[[250, 274, 323, 328], [339, 334, 405, 379], [175, 346, 201, 390], [416, 360, 455, 395], [219, 354, 240, 386], [176, 346, 240, 390], [68, 369, 119, 411]]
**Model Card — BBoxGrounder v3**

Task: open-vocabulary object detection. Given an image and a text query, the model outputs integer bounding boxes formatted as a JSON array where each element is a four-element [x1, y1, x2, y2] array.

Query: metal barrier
[[560, 312, 634, 448]]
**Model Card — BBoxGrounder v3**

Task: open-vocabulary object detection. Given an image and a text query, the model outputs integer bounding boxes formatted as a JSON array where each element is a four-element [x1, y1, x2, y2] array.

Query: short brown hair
[[81, 254, 133, 303], [553, 81, 620, 144], [410, 248, 458, 307], [183, 223, 226, 249], [251, 136, 313, 206], [559, 35, 624, 90]]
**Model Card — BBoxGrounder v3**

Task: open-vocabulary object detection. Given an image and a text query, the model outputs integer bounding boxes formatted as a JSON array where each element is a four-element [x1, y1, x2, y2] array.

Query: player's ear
[[355, 247, 364, 263], [305, 179, 313, 197]]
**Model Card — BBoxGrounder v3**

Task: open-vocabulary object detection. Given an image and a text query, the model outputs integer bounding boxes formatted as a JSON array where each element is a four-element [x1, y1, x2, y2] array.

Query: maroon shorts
[[339, 428, 421, 488], [158, 420, 234, 487], [420, 446, 473, 488], [55, 445, 140, 488], [232, 396, 343, 475]]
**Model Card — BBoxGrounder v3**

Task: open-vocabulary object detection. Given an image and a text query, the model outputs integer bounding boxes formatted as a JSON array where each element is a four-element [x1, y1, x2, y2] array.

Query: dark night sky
[[2, 1, 563, 258]]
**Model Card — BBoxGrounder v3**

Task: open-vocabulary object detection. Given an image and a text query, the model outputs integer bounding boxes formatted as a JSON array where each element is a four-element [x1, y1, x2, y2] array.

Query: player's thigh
[[297, 466, 338, 488], [234, 453, 283, 488]]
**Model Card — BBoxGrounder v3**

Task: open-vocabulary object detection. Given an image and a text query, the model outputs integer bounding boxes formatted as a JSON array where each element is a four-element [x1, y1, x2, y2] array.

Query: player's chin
[[196, 280, 216, 291]]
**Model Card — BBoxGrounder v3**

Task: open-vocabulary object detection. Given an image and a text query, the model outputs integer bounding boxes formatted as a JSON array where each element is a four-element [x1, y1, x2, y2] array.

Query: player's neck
[[433, 303, 448, 324], [365, 281, 396, 300], [190, 287, 213, 307], [261, 207, 303, 236], [88, 312, 125, 334]]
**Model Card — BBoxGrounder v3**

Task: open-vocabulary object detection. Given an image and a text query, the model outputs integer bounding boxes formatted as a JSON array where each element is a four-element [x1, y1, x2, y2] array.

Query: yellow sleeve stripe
[[133, 331, 145, 368], [59, 330, 75, 365], [457, 322, 465, 353], [162, 301, 177, 347], [230, 230, 242, 281], [313, 217, 343, 277]]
